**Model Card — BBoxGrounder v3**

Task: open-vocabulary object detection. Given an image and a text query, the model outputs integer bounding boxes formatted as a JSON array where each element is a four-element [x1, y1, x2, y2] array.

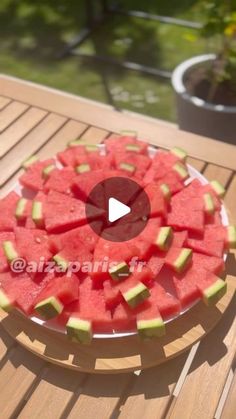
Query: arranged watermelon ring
[[0, 132, 235, 344]]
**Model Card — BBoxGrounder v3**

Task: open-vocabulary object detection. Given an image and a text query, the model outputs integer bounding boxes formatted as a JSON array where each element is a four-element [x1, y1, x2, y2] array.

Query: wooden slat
[[0, 346, 45, 418], [203, 164, 233, 188], [18, 365, 86, 419], [187, 157, 206, 173], [0, 107, 48, 157], [81, 126, 109, 143], [0, 100, 28, 132], [119, 352, 189, 419], [1, 75, 236, 169], [168, 295, 236, 419], [0, 324, 14, 361], [67, 373, 132, 419], [0, 96, 11, 110], [0, 113, 67, 187], [221, 371, 236, 419]]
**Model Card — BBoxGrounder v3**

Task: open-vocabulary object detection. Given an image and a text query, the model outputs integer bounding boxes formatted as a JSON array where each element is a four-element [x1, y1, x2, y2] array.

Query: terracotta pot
[[172, 54, 236, 144]]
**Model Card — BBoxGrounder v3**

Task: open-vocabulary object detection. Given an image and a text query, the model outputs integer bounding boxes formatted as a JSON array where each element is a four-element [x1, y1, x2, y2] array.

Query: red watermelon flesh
[[205, 210, 222, 226], [112, 302, 136, 331], [191, 268, 225, 296], [44, 191, 104, 233], [186, 236, 224, 258], [91, 238, 139, 284], [60, 277, 112, 332], [168, 207, 204, 235], [76, 153, 114, 171], [114, 152, 151, 179], [144, 183, 167, 217], [0, 232, 16, 272], [0, 271, 50, 314], [112, 298, 160, 332], [0, 191, 19, 232], [146, 253, 165, 277], [153, 151, 181, 168], [156, 266, 178, 298], [44, 167, 76, 195], [35, 274, 79, 306], [19, 159, 55, 192], [72, 169, 107, 205], [57, 145, 89, 167], [192, 253, 225, 275], [14, 227, 52, 266], [172, 270, 201, 307], [103, 267, 153, 309], [55, 238, 92, 275], [204, 225, 227, 245], [105, 136, 148, 155], [49, 222, 101, 253], [172, 231, 188, 247], [155, 171, 185, 195], [150, 281, 180, 319]]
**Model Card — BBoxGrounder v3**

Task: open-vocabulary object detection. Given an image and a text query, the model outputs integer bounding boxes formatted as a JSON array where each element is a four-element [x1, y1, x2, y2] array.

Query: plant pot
[[172, 54, 236, 144]]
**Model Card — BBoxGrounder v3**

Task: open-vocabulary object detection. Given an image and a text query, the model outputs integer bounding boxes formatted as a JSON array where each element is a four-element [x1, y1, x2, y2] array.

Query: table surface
[[0, 74, 235, 419]]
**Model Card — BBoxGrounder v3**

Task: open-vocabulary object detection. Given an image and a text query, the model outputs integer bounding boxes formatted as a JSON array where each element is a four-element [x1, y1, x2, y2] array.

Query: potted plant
[[172, 0, 236, 144]]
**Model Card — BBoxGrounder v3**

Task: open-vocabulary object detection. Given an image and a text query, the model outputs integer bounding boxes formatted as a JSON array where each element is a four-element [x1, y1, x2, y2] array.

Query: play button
[[86, 176, 150, 242], [108, 198, 131, 222]]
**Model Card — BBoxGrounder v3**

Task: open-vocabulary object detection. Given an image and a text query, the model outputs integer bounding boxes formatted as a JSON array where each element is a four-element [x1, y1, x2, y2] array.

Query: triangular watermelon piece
[[14, 227, 52, 267], [168, 207, 204, 235], [192, 253, 225, 275], [19, 159, 55, 192], [35, 274, 79, 306], [60, 276, 112, 332], [0, 270, 51, 314], [49, 222, 101, 253], [44, 191, 105, 233], [0, 191, 19, 232], [103, 267, 153, 309], [144, 183, 167, 217], [57, 145, 89, 167], [44, 167, 77, 195]]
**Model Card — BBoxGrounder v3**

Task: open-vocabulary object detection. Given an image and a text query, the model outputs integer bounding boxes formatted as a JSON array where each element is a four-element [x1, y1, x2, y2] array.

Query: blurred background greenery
[[0, 0, 219, 122]]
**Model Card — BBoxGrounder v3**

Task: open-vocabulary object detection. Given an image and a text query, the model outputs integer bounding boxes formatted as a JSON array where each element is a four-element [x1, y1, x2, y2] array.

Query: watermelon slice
[[44, 167, 77, 195], [19, 159, 55, 192], [144, 183, 167, 217], [35, 274, 79, 307], [60, 277, 112, 333], [103, 267, 153, 309], [105, 135, 148, 155], [72, 169, 107, 203], [43, 191, 104, 233], [14, 227, 52, 268], [0, 232, 16, 272], [0, 191, 19, 232], [192, 253, 225, 275], [168, 206, 204, 235], [49, 222, 101, 253], [114, 152, 151, 179], [53, 237, 92, 276], [57, 145, 93, 167], [0, 270, 51, 314]]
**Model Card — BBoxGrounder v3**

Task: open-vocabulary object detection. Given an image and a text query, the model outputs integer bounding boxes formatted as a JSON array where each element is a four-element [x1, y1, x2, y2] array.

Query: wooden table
[[0, 74, 235, 419]]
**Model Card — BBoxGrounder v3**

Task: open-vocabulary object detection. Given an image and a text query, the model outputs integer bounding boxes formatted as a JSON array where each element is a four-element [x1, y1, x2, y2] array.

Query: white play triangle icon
[[108, 197, 131, 223]]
